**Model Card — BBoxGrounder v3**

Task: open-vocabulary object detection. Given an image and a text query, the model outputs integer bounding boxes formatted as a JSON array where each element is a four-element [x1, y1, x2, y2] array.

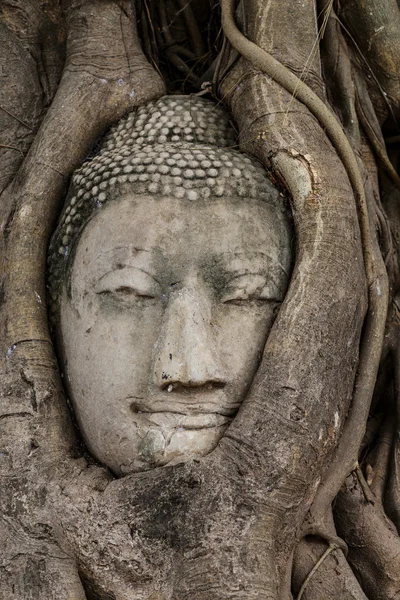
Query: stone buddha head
[[48, 96, 292, 476]]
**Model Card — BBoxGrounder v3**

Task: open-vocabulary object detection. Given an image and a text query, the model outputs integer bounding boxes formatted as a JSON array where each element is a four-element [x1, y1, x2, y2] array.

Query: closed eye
[[99, 286, 155, 299], [221, 274, 282, 303], [95, 267, 160, 301]]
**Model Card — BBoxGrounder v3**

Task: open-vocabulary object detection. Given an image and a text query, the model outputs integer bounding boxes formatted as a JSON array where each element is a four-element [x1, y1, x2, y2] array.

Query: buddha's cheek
[[59, 296, 163, 469], [214, 304, 276, 396]]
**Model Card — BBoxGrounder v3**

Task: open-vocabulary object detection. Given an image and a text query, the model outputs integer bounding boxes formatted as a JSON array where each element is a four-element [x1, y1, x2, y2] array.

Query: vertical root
[[296, 543, 336, 600], [220, 0, 389, 523]]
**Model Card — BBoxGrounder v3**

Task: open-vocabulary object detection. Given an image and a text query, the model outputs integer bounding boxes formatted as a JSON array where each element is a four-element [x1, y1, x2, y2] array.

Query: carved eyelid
[[95, 267, 160, 296], [221, 273, 282, 302], [224, 272, 265, 283]]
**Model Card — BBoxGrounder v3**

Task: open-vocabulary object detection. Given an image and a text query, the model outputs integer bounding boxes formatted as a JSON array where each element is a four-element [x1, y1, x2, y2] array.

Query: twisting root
[[296, 544, 336, 600], [176, 0, 205, 58], [0, 104, 33, 130], [0, 144, 24, 156], [355, 91, 400, 189], [159, 0, 200, 85], [354, 462, 375, 504], [386, 135, 400, 144], [221, 0, 388, 523], [284, 0, 333, 120]]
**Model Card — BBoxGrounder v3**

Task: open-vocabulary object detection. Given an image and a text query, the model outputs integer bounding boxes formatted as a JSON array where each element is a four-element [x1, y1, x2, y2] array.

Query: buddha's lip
[[128, 396, 240, 418], [130, 407, 232, 429]]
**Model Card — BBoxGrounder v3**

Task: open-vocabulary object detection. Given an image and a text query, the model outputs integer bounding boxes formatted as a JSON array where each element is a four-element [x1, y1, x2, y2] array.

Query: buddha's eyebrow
[[97, 265, 162, 286], [84, 246, 153, 272], [201, 251, 288, 292], [84, 246, 161, 287], [219, 252, 289, 275], [92, 245, 152, 263]]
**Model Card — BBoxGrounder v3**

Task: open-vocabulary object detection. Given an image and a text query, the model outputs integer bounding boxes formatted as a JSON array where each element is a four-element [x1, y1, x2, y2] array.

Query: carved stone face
[[58, 192, 291, 475]]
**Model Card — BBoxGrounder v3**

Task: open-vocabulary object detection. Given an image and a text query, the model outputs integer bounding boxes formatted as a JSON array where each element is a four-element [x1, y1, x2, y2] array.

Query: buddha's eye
[[221, 274, 281, 304], [95, 268, 159, 304], [99, 286, 155, 299]]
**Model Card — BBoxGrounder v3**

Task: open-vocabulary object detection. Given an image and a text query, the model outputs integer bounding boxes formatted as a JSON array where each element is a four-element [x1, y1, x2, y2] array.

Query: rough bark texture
[[1, 0, 400, 598]]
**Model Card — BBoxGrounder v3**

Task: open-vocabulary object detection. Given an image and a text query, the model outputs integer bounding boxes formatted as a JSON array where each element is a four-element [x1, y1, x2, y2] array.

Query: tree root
[[296, 543, 336, 600], [335, 471, 400, 599], [338, 0, 400, 119], [293, 536, 368, 600], [221, 0, 370, 255], [0, 3, 165, 597], [355, 73, 400, 189], [354, 463, 375, 504], [176, 0, 205, 58], [221, 0, 388, 523]]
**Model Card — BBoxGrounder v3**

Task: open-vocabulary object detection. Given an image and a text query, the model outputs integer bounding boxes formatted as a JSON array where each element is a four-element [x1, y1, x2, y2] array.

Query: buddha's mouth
[[128, 391, 240, 421], [129, 403, 233, 430]]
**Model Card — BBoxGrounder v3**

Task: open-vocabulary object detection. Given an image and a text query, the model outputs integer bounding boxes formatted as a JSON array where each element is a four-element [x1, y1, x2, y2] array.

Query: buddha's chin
[[118, 417, 231, 475]]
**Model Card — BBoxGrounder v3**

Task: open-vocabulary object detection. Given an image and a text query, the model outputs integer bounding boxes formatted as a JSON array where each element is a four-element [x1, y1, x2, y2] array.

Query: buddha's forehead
[[72, 194, 289, 281]]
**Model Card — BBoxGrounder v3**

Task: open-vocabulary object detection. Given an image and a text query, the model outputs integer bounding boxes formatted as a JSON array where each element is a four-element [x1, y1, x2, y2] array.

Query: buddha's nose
[[152, 284, 227, 390]]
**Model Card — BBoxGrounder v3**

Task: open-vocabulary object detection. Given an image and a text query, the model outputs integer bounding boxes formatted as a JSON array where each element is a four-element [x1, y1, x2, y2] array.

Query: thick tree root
[[0, 2, 165, 598], [293, 536, 368, 600], [335, 472, 400, 600], [220, 0, 390, 595], [296, 543, 336, 600], [221, 0, 387, 524]]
